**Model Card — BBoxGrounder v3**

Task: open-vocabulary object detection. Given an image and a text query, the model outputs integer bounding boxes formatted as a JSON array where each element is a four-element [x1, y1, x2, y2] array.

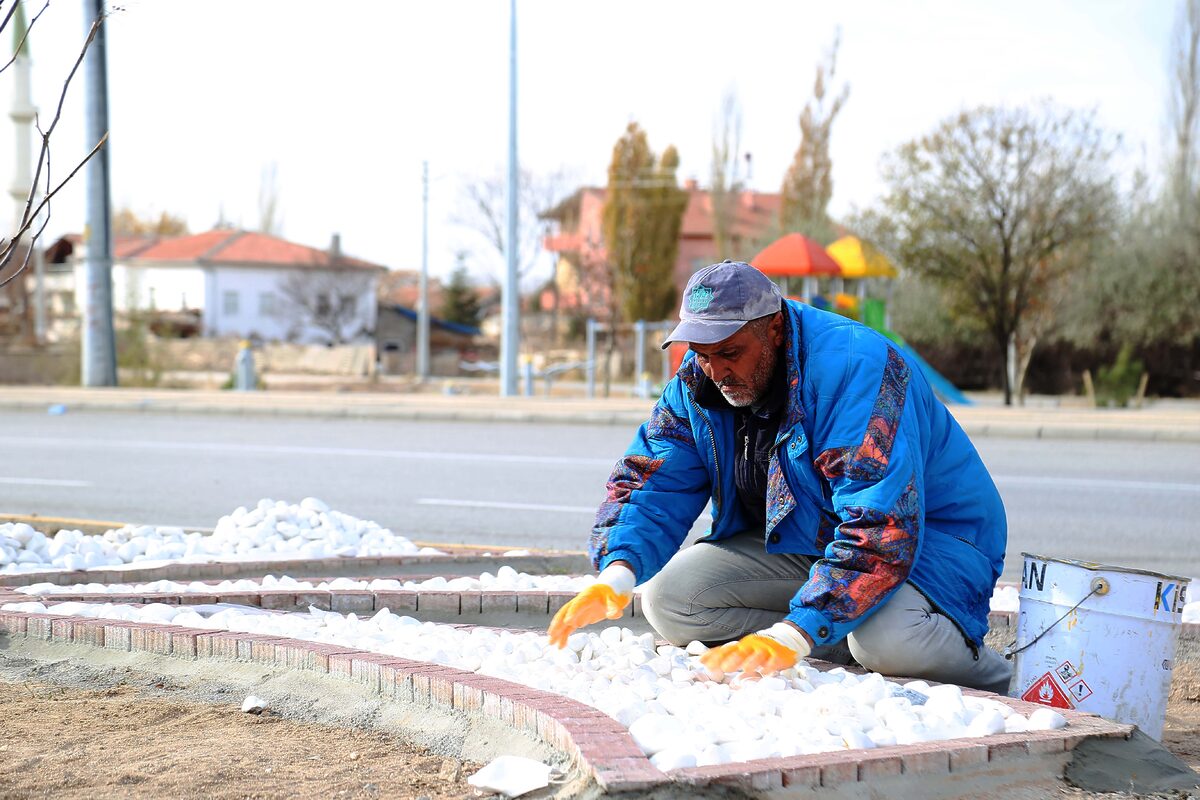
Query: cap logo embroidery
[[688, 285, 715, 313]]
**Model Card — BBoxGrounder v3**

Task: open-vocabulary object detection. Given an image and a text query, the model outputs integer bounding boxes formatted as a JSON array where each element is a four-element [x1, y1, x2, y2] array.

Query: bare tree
[[779, 29, 850, 242], [1, 2, 110, 288], [258, 162, 283, 236], [710, 88, 744, 260], [273, 269, 375, 345], [1170, 0, 1200, 213], [456, 167, 573, 283]]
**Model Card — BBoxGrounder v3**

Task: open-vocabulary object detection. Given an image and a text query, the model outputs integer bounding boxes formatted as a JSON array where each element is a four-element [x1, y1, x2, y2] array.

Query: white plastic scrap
[[467, 755, 553, 797], [241, 694, 268, 714]]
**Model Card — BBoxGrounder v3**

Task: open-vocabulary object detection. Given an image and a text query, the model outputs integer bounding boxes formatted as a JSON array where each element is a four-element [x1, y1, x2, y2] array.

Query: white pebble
[[1026, 708, 1068, 731], [650, 747, 697, 771], [628, 713, 686, 756]]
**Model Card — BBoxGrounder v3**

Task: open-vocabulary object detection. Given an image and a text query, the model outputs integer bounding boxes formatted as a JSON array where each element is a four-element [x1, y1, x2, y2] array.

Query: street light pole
[[417, 160, 430, 380], [499, 0, 520, 396], [81, 0, 116, 386]]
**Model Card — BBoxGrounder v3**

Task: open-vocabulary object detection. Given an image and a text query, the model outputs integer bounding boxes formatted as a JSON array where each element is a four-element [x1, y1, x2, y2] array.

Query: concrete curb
[[2, 388, 1198, 441], [0, 604, 1137, 798]]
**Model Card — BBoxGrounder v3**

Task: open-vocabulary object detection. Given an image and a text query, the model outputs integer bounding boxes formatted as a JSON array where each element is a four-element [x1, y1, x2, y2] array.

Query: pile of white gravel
[[0, 498, 438, 574], [1, 599, 1068, 770]]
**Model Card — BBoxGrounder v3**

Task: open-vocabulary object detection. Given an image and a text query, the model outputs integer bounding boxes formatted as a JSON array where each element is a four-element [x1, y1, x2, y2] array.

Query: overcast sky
[[0, 1, 1181, 287]]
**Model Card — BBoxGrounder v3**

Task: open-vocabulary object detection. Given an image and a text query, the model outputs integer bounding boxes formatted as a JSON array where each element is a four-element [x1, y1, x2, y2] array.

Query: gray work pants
[[640, 531, 1013, 695]]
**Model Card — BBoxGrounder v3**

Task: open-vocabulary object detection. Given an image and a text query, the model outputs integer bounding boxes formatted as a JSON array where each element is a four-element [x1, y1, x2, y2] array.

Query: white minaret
[[9, 3, 34, 230], [8, 2, 45, 341]]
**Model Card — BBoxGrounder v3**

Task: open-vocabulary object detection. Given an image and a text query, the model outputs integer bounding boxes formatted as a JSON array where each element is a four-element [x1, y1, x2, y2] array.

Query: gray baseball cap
[[661, 260, 782, 349]]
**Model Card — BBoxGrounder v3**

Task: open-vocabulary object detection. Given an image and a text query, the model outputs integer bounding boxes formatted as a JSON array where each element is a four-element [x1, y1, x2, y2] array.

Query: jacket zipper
[[687, 393, 722, 522]]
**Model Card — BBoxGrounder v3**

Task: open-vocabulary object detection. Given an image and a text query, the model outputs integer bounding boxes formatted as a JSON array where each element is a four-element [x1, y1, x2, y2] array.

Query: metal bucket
[[1013, 553, 1190, 740]]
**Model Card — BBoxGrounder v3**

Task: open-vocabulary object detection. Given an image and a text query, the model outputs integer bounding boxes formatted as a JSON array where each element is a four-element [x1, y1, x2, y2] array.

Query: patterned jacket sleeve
[[785, 330, 926, 646], [590, 377, 712, 583]]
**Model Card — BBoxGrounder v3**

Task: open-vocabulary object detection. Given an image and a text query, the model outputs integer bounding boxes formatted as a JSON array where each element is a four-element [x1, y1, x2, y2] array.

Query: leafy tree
[[440, 261, 481, 328], [779, 30, 849, 243], [602, 122, 689, 323], [113, 207, 189, 237], [879, 104, 1119, 404]]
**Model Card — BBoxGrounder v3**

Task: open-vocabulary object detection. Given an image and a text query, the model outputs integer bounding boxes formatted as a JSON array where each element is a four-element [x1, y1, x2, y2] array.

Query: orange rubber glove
[[699, 622, 813, 675], [547, 564, 634, 648]]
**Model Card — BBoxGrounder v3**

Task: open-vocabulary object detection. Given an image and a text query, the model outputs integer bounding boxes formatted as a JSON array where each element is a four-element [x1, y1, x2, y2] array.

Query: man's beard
[[717, 345, 778, 408]]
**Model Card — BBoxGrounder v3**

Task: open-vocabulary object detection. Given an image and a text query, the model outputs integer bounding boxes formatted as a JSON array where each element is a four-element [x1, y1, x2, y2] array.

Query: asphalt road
[[1, 411, 1198, 582]]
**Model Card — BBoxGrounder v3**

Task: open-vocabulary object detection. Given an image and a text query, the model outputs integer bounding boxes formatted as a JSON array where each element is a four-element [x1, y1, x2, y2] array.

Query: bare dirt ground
[[0, 646, 1196, 800], [0, 676, 488, 800]]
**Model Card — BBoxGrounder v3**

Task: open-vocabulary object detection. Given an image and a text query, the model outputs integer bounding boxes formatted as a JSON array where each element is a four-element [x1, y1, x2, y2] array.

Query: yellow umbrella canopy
[[826, 236, 898, 279]]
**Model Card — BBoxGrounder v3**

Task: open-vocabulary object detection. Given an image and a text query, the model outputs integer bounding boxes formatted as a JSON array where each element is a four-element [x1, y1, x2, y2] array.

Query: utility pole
[[81, 0, 116, 386], [499, 0, 520, 396], [417, 160, 430, 380]]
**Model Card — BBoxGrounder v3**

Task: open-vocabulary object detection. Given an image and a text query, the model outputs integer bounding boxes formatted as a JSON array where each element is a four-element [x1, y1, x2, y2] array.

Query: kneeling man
[[549, 260, 1011, 694]]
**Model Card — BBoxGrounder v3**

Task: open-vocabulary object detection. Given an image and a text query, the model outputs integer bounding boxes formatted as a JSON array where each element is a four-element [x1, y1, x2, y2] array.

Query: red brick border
[[0, 607, 1140, 795], [0, 609, 663, 792], [0, 549, 588, 588]]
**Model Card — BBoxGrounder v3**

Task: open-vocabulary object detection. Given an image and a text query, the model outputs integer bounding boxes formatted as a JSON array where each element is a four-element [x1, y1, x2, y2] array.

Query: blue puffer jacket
[[590, 300, 1006, 648]]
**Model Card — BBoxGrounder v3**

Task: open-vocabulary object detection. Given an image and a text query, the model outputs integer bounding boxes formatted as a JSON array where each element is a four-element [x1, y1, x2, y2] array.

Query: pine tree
[[440, 263, 481, 327]]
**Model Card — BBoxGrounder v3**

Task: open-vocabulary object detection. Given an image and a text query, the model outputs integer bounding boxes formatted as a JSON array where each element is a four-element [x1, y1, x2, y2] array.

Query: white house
[[50, 229, 385, 343]]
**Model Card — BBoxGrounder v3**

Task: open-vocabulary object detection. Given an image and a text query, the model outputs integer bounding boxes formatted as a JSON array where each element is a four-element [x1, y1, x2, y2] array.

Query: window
[[316, 293, 331, 316], [258, 292, 278, 316], [338, 294, 356, 316], [223, 290, 239, 316]]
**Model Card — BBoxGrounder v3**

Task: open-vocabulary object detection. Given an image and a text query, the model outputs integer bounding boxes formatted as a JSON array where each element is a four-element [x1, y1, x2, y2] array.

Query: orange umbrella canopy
[[751, 233, 842, 277]]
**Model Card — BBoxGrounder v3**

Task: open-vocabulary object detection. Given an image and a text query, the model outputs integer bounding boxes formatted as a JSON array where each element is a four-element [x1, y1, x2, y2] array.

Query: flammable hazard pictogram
[[1021, 672, 1074, 709]]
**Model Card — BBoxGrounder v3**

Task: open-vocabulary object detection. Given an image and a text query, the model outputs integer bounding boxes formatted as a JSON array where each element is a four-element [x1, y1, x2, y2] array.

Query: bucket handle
[[1004, 578, 1109, 661]]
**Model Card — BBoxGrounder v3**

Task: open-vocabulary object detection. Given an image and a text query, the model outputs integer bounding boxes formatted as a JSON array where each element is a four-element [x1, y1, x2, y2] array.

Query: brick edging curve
[[0, 609, 1136, 795]]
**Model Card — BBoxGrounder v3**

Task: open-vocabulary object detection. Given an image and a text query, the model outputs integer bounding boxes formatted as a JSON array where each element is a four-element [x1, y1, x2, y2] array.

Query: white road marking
[[417, 498, 597, 514], [1, 435, 1195, 494], [993, 475, 1200, 493], [0, 476, 91, 487], [418, 498, 715, 521], [0, 436, 614, 467]]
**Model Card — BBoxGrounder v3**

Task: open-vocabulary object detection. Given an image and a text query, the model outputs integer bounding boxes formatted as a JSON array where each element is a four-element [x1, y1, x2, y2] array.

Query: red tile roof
[[679, 188, 782, 240], [543, 186, 781, 244], [125, 229, 386, 271]]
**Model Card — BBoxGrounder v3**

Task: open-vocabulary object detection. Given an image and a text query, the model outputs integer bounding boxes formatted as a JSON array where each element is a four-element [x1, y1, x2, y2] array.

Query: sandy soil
[[0, 677, 487, 800]]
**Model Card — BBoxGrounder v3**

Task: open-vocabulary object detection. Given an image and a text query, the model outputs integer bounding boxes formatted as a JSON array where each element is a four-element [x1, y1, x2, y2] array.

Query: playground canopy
[[751, 233, 841, 277], [826, 236, 899, 279]]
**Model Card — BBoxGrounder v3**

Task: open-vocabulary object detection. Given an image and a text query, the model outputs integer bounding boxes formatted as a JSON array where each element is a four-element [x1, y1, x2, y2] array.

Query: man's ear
[[770, 312, 784, 347]]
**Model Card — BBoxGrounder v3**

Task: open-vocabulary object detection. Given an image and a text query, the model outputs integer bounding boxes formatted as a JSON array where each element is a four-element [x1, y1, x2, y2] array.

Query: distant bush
[[1094, 344, 1144, 408]]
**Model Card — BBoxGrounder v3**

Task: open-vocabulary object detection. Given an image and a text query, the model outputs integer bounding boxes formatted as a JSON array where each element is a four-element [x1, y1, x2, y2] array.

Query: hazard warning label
[[1069, 680, 1093, 703], [1056, 660, 1078, 683], [1021, 672, 1074, 709]]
